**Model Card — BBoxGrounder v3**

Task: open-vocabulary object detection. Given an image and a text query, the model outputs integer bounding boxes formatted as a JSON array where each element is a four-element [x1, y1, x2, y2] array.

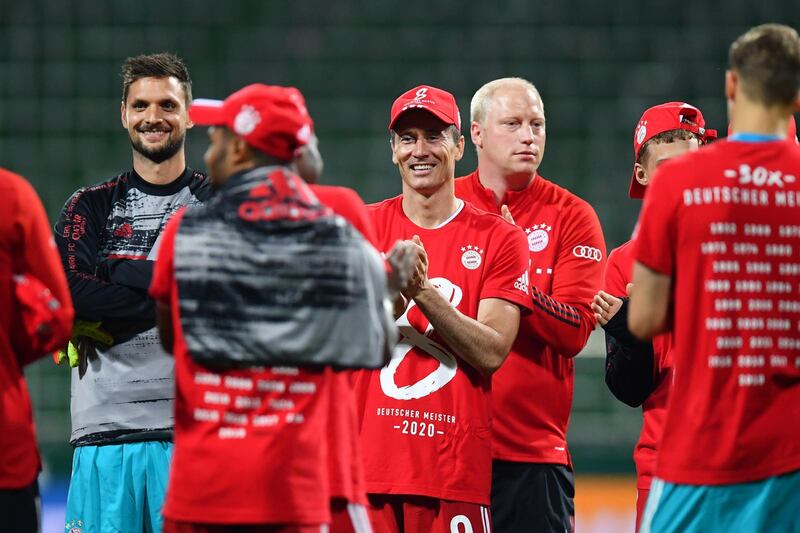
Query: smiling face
[[391, 109, 464, 196], [472, 84, 546, 178], [120, 76, 191, 164]]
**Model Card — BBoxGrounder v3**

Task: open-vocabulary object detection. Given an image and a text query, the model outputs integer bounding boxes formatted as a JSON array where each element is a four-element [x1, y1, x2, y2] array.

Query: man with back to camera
[[590, 101, 716, 531], [454, 77, 606, 532], [629, 23, 800, 532], [356, 84, 534, 532], [54, 52, 209, 533]]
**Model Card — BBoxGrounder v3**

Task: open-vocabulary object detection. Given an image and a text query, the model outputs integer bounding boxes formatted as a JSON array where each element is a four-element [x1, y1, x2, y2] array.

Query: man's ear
[[470, 121, 482, 149], [233, 137, 253, 165], [634, 162, 649, 187], [725, 70, 737, 102], [390, 133, 399, 165], [454, 135, 465, 162], [120, 101, 128, 129]]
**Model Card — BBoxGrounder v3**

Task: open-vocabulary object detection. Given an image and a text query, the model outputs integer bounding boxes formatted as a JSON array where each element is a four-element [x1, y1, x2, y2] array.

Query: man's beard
[[130, 131, 185, 164]]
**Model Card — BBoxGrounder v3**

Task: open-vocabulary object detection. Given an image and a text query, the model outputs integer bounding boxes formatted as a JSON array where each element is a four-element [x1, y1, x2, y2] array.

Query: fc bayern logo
[[525, 223, 551, 252], [234, 105, 261, 135], [460, 245, 483, 270], [528, 229, 548, 252], [636, 122, 647, 145]]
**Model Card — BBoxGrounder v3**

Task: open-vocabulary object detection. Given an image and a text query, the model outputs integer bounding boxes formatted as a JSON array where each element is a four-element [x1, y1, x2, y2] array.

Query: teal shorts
[[65, 441, 173, 533], [640, 469, 800, 533]]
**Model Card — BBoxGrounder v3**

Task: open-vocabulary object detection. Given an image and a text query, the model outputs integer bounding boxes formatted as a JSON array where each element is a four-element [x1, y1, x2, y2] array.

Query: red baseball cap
[[630, 102, 717, 198], [389, 85, 461, 131], [726, 115, 798, 143], [190, 84, 313, 161]]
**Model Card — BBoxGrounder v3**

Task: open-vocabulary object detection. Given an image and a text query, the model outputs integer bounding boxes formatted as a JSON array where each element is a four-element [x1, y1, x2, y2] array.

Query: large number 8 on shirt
[[380, 278, 462, 400]]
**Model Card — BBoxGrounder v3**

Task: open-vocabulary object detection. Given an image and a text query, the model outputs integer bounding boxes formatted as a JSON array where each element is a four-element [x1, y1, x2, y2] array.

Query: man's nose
[[143, 104, 163, 124], [519, 124, 535, 144], [412, 138, 430, 157]]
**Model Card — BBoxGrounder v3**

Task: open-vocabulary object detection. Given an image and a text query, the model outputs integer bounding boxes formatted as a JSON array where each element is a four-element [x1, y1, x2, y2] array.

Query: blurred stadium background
[[2, 1, 797, 531]]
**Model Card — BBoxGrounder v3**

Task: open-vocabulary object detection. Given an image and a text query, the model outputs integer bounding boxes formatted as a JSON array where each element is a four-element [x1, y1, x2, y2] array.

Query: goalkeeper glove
[[54, 320, 114, 367]]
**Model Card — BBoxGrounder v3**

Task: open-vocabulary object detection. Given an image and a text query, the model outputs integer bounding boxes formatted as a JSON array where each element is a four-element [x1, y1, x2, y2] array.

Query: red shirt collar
[[468, 169, 541, 208]]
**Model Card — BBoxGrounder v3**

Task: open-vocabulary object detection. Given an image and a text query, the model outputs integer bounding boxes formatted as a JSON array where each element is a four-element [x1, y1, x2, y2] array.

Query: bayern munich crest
[[234, 104, 261, 135], [636, 120, 648, 146], [460, 244, 484, 270], [525, 223, 552, 252]]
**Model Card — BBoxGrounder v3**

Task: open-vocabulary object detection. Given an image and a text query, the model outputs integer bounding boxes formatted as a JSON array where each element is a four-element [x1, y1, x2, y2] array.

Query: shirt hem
[[365, 482, 488, 506], [492, 451, 570, 466], [164, 506, 329, 525], [656, 458, 800, 486]]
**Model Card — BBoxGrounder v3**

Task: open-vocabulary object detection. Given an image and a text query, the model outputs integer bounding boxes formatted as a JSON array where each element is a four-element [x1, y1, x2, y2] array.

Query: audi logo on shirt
[[572, 245, 602, 262]]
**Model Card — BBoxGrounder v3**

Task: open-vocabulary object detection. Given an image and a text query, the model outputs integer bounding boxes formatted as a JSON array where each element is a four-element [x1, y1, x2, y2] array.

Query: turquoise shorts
[[640, 469, 800, 533], [65, 441, 173, 533]]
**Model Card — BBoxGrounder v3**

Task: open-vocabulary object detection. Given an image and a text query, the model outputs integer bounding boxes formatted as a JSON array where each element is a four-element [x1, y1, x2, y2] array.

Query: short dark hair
[[637, 129, 702, 165], [729, 24, 800, 107], [121, 52, 192, 106]]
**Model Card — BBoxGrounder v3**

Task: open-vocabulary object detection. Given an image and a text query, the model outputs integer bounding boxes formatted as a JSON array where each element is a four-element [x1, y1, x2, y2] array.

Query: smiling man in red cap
[[355, 85, 532, 532], [590, 101, 716, 530], [149, 83, 397, 533]]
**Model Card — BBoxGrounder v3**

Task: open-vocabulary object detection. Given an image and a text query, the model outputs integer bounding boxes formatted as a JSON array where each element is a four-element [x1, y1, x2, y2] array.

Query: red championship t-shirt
[[635, 139, 800, 485], [455, 171, 605, 464], [604, 240, 673, 490], [358, 196, 532, 504], [151, 209, 333, 525]]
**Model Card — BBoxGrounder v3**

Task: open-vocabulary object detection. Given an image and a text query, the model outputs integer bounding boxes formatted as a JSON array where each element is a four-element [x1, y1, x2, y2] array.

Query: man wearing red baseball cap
[[355, 85, 532, 532], [149, 83, 397, 533], [590, 101, 715, 530]]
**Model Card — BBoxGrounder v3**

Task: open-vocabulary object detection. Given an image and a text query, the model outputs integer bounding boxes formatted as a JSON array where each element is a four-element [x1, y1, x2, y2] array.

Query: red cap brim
[[389, 104, 456, 131], [189, 98, 226, 126]]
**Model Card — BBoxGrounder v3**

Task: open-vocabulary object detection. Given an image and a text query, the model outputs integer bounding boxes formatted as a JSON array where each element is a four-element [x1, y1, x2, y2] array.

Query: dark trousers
[[0, 479, 39, 533], [491, 461, 574, 533]]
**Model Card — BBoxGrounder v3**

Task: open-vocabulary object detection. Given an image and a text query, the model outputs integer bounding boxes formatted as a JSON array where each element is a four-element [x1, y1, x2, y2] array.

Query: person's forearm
[[604, 331, 656, 407], [629, 263, 671, 340], [413, 287, 510, 377], [67, 271, 155, 321], [520, 287, 595, 357], [523, 287, 596, 357], [102, 259, 156, 291]]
